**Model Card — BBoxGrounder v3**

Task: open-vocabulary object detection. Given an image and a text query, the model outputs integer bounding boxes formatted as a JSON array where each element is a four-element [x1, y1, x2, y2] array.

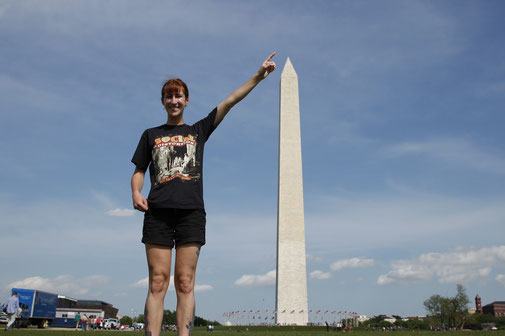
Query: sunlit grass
[[0, 325, 501, 335]]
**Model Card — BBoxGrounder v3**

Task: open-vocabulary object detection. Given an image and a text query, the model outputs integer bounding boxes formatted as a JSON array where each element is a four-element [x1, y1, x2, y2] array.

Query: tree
[[163, 310, 176, 325], [120, 315, 133, 326], [403, 318, 430, 330], [363, 315, 393, 330], [424, 284, 470, 330], [136, 314, 145, 324], [391, 315, 403, 327], [452, 284, 470, 329], [194, 316, 207, 326], [160, 309, 221, 327], [466, 311, 499, 330], [369, 315, 387, 323], [424, 294, 450, 327]]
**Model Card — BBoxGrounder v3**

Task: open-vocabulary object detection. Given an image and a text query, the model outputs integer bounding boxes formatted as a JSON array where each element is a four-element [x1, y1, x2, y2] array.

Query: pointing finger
[[265, 52, 276, 62]]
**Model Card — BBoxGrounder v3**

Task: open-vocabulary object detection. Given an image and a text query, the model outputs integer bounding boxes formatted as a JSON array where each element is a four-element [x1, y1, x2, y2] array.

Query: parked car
[[104, 318, 120, 330]]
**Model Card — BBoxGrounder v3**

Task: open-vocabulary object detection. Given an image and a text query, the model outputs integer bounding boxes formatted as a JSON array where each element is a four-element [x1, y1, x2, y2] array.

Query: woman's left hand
[[258, 52, 277, 79]]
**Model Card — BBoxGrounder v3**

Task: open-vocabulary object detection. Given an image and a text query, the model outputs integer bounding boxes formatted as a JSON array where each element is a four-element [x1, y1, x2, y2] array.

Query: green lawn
[[0, 326, 503, 335]]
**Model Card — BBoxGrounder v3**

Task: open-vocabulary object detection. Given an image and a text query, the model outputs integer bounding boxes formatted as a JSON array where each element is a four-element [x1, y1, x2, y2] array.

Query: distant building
[[53, 308, 103, 327], [475, 294, 482, 314], [58, 295, 78, 309], [384, 316, 396, 324], [403, 316, 426, 321], [53, 295, 106, 328], [482, 301, 505, 318], [57, 295, 118, 318], [76, 300, 118, 318]]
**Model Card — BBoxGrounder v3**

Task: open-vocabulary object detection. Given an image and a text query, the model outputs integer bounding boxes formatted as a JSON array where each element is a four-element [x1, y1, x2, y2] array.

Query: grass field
[[0, 326, 503, 335]]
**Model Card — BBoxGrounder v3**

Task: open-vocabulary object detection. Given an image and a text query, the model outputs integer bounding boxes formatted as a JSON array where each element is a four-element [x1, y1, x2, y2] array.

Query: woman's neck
[[166, 115, 185, 125]]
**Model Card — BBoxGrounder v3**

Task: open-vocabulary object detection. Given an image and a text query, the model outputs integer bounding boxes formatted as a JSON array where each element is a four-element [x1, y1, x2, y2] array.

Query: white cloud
[[91, 191, 119, 210], [495, 274, 505, 286], [131, 277, 149, 289], [310, 270, 332, 280], [107, 208, 135, 217], [7, 275, 109, 296], [378, 245, 505, 285], [478, 268, 492, 277], [0, 197, 141, 262], [473, 80, 505, 97], [330, 258, 375, 271], [131, 276, 212, 292], [0, 74, 73, 115], [306, 254, 322, 263], [195, 284, 213, 292], [377, 262, 432, 285], [234, 270, 276, 288], [384, 138, 505, 175], [306, 193, 505, 254]]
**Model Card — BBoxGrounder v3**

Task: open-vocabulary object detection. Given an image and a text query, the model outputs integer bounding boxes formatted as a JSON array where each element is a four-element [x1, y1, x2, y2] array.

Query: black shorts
[[142, 208, 206, 248]]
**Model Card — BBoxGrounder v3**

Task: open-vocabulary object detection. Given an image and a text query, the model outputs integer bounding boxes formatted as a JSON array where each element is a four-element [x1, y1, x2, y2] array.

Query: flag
[[281, 310, 286, 313], [290, 310, 295, 314]]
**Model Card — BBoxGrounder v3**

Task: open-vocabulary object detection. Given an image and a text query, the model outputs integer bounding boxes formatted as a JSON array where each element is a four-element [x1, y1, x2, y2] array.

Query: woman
[[131, 52, 276, 336]]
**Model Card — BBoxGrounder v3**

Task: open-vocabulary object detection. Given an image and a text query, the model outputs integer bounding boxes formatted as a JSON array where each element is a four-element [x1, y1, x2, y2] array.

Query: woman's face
[[162, 89, 189, 120]]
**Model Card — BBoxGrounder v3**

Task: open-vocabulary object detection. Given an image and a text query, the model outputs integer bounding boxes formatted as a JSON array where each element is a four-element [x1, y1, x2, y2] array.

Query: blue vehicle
[[12, 288, 58, 328]]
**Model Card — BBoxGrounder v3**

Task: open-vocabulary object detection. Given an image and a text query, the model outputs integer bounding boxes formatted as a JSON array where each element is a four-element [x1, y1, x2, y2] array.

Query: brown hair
[[161, 78, 189, 100]]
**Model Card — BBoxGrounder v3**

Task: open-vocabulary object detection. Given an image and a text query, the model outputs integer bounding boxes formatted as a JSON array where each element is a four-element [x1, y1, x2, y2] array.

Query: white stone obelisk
[[276, 58, 308, 326]]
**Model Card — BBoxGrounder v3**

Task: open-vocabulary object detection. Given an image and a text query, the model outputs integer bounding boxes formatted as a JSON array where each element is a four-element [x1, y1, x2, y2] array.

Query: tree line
[[362, 284, 504, 331], [119, 310, 221, 327]]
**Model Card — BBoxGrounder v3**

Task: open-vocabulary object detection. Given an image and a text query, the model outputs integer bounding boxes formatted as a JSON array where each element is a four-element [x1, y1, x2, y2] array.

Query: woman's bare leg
[[174, 243, 200, 336], [145, 244, 172, 336]]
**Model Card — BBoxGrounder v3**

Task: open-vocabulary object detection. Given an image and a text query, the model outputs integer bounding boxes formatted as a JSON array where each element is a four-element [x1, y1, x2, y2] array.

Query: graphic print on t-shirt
[[152, 134, 199, 185]]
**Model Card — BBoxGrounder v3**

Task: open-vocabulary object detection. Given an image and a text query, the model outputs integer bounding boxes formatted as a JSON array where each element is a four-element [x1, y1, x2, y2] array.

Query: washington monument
[[275, 58, 308, 326]]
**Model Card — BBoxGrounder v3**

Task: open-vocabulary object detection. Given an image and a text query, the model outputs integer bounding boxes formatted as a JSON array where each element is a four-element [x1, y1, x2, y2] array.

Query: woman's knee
[[149, 271, 170, 294], [174, 274, 194, 295]]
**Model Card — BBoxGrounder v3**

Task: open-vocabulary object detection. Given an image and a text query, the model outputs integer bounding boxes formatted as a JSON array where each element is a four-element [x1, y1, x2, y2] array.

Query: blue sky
[[1, 0, 505, 323]]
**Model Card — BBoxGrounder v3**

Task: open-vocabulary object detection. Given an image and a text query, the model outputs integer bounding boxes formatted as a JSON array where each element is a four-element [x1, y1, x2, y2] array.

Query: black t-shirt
[[132, 108, 217, 209]]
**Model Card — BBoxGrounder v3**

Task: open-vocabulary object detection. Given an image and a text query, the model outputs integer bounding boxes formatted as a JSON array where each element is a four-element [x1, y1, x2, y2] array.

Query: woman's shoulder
[[190, 107, 218, 128]]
